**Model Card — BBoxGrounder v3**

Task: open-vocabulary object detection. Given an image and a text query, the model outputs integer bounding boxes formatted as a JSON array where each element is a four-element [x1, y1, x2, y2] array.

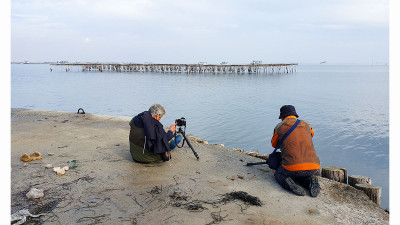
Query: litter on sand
[[11, 209, 47, 225], [53, 166, 69, 175], [20, 152, 42, 162]]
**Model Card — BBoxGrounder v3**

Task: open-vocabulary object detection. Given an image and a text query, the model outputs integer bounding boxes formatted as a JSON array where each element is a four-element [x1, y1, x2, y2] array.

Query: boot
[[284, 177, 306, 196], [309, 176, 320, 197]]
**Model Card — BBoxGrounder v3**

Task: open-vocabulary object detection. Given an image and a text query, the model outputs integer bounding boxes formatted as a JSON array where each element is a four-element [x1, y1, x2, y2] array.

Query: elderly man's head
[[149, 103, 166, 121]]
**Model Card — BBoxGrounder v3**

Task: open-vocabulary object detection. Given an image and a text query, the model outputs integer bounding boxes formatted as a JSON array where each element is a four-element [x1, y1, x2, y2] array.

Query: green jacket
[[129, 119, 163, 163]]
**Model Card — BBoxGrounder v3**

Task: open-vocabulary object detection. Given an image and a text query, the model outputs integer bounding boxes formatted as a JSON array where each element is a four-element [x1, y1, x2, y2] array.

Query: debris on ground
[[26, 188, 44, 199], [169, 191, 189, 201], [186, 203, 207, 212], [149, 186, 163, 195], [53, 166, 69, 175], [20, 152, 42, 162], [11, 209, 47, 225], [66, 160, 78, 169], [11, 200, 59, 225], [207, 208, 231, 225], [221, 191, 262, 206]]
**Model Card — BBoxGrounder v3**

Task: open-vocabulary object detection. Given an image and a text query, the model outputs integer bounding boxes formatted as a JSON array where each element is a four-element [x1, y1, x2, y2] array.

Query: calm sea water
[[11, 63, 389, 209]]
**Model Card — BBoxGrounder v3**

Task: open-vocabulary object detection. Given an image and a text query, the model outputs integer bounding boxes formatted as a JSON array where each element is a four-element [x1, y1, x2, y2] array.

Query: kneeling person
[[129, 103, 182, 163], [271, 105, 321, 197]]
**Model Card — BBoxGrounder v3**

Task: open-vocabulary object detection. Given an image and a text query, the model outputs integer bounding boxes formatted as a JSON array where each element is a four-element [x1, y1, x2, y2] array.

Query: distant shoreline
[[11, 62, 390, 66], [11, 62, 53, 64]]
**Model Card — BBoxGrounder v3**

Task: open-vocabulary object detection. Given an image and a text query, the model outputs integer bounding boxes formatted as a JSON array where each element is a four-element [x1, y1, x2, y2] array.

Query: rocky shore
[[10, 109, 389, 224]]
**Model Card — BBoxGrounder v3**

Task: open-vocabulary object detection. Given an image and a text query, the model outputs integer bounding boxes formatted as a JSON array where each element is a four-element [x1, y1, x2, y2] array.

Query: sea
[[11, 63, 389, 209]]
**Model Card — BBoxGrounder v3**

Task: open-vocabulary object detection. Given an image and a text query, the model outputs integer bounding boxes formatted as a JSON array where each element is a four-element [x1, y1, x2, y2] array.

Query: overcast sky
[[10, 0, 389, 65]]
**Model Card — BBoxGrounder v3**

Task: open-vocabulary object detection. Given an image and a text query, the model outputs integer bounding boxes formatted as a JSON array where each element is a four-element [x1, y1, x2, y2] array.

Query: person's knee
[[169, 134, 182, 149]]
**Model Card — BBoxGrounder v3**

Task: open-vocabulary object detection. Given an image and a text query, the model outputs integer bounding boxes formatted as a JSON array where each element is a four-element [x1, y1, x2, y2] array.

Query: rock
[[257, 154, 269, 160], [57, 168, 66, 175], [234, 149, 245, 153], [189, 135, 208, 144], [48, 153, 55, 156], [26, 188, 44, 199], [45, 164, 53, 168], [246, 151, 259, 157], [53, 166, 66, 175]]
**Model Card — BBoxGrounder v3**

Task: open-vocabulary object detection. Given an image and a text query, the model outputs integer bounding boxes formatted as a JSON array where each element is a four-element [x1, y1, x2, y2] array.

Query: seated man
[[129, 103, 182, 163], [271, 105, 321, 197]]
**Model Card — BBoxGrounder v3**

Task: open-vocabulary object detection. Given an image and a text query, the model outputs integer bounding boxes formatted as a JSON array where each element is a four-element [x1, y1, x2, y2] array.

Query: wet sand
[[10, 109, 389, 224]]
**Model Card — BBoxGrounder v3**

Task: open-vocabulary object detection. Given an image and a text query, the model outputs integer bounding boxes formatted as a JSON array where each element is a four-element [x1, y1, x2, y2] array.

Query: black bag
[[268, 119, 300, 170], [267, 151, 282, 169]]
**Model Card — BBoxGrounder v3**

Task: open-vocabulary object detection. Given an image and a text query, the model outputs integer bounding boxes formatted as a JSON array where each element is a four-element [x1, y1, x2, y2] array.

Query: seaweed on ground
[[221, 191, 262, 206]]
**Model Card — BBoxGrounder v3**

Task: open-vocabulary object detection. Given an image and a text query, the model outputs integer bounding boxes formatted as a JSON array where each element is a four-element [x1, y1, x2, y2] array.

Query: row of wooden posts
[[320, 166, 381, 207], [50, 63, 298, 74]]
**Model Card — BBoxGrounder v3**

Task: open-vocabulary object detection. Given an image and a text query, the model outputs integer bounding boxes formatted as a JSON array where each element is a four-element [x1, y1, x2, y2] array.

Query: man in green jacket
[[129, 103, 182, 163]]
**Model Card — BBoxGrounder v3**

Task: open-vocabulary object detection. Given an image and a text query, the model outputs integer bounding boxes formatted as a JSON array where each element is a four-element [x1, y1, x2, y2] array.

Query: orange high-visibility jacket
[[271, 116, 320, 171]]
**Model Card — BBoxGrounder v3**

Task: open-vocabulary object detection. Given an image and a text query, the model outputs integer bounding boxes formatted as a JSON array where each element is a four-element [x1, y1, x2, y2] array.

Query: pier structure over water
[[50, 63, 298, 74]]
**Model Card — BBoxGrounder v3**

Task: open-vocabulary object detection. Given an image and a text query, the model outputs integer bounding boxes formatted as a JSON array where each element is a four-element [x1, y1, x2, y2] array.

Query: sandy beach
[[10, 109, 389, 224]]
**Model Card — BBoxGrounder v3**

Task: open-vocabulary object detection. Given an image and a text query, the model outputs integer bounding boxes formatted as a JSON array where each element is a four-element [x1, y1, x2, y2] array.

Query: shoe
[[309, 176, 320, 197], [285, 177, 306, 196], [170, 135, 182, 149]]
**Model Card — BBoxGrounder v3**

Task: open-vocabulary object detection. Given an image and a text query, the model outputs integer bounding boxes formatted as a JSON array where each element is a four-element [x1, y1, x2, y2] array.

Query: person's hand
[[169, 123, 176, 132]]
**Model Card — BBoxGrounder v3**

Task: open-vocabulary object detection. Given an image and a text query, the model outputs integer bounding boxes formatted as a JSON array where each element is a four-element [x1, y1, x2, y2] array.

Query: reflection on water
[[11, 63, 389, 208]]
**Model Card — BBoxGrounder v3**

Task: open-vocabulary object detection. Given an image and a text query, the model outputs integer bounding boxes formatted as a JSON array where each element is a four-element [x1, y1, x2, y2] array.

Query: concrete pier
[[50, 63, 298, 74]]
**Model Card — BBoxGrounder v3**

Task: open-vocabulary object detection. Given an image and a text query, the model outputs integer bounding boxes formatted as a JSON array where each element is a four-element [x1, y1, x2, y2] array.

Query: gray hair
[[149, 103, 166, 117]]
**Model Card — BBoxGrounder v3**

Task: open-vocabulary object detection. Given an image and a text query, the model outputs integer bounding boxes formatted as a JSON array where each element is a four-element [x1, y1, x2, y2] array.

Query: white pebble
[[26, 188, 44, 199], [57, 168, 65, 175]]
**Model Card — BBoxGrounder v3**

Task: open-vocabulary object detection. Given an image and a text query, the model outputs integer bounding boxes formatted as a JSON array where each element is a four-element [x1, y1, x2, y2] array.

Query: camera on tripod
[[175, 117, 186, 127], [173, 117, 199, 160]]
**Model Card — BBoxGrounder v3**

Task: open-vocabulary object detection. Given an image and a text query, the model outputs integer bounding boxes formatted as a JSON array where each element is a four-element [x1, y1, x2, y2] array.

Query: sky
[[10, 0, 389, 65]]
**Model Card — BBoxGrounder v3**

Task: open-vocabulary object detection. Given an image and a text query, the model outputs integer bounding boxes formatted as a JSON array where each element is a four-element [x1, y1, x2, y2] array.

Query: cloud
[[335, 0, 388, 25], [10, 0, 389, 64], [78, 0, 157, 20]]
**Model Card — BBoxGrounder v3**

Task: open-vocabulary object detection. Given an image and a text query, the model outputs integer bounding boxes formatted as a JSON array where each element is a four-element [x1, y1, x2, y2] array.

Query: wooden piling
[[355, 183, 381, 206], [348, 175, 372, 187], [321, 166, 348, 184], [50, 63, 298, 75]]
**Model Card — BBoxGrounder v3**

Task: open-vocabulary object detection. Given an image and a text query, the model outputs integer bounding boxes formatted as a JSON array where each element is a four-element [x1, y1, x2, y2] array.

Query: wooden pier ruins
[[50, 62, 298, 74], [321, 166, 382, 207]]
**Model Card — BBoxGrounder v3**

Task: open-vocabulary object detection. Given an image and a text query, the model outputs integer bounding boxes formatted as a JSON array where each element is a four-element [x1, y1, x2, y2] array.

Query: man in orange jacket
[[271, 105, 321, 197]]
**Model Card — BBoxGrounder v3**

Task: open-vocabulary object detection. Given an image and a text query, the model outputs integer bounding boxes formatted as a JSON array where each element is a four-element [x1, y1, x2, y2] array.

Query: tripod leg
[[246, 161, 268, 166], [182, 133, 199, 160]]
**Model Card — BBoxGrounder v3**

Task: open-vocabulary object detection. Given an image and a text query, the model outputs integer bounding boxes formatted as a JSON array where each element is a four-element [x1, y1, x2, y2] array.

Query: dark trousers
[[274, 165, 319, 190]]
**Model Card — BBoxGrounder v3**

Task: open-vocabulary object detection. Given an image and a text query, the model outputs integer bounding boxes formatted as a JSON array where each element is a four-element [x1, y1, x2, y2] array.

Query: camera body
[[175, 117, 186, 127]]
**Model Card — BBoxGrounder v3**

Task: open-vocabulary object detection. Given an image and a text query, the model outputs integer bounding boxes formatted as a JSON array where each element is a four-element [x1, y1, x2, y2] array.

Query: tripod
[[175, 126, 199, 160]]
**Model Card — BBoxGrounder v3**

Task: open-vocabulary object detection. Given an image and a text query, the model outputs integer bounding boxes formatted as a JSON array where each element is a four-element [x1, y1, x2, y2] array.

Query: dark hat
[[279, 105, 299, 119]]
